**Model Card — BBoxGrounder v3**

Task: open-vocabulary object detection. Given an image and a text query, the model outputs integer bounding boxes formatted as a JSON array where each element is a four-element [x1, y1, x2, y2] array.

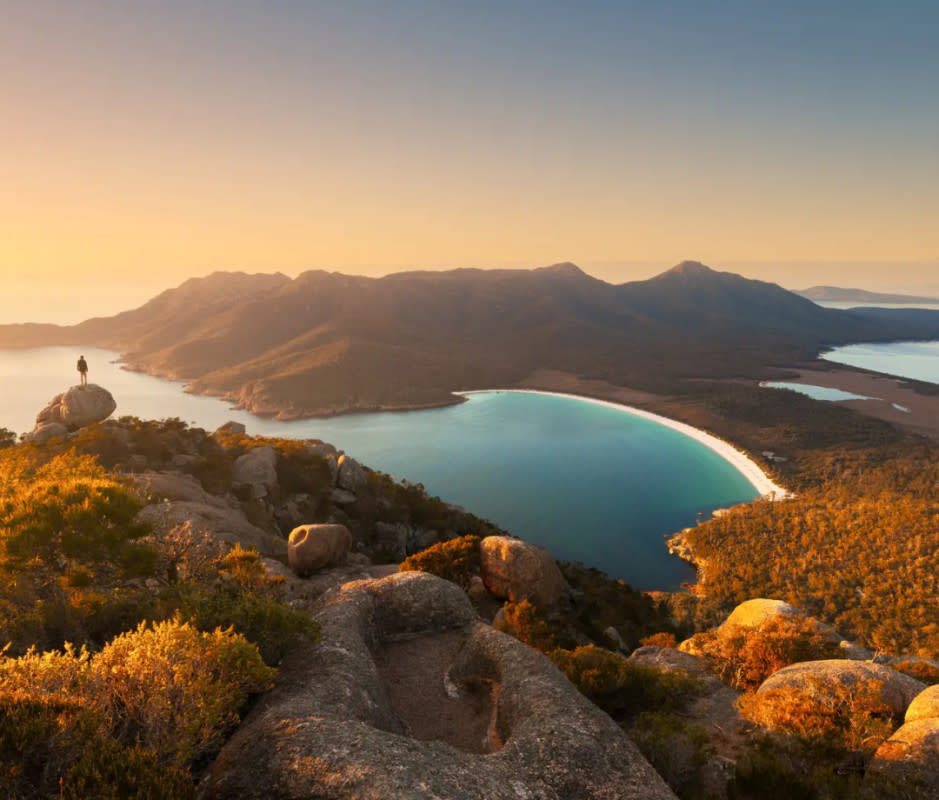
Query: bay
[[0, 346, 762, 590]]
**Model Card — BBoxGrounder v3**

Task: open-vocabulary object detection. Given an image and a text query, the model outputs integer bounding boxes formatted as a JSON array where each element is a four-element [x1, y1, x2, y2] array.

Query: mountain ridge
[[2, 262, 938, 418]]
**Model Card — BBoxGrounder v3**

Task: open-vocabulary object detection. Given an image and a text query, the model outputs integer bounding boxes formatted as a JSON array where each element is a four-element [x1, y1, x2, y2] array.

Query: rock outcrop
[[35, 384, 116, 430], [136, 500, 287, 558], [337, 453, 368, 493], [755, 660, 925, 719], [24, 422, 68, 443], [215, 420, 246, 435], [906, 685, 939, 723], [287, 524, 351, 576], [479, 535, 565, 610], [201, 571, 676, 800], [868, 718, 939, 795], [232, 445, 278, 498]]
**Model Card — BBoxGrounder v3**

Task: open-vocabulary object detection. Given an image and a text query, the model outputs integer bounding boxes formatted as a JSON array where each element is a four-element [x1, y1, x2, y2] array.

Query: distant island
[[2, 261, 938, 422], [797, 285, 939, 305]]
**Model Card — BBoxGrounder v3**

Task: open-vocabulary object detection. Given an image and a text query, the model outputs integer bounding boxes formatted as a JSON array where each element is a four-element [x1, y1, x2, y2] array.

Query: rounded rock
[[288, 523, 352, 576], [479, 535, 565, 610]]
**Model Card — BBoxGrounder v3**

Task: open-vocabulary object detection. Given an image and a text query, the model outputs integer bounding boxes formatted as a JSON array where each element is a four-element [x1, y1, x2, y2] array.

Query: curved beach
[[457, 389, 791, 500]]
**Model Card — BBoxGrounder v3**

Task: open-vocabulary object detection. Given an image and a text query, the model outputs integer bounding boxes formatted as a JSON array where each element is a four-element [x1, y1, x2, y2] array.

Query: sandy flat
[[781, 368, 939, 441]]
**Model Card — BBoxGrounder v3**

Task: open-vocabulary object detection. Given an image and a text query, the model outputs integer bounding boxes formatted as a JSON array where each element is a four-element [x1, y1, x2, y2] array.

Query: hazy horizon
[[4, 259, 939, 326]]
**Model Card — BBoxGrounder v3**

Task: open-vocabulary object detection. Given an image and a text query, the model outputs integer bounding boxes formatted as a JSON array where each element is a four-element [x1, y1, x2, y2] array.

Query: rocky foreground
[[8, 387, 939, 799]]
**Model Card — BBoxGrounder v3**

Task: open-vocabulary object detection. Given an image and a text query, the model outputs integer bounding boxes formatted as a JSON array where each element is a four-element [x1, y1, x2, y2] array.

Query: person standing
[[77, 355, 88, 386]]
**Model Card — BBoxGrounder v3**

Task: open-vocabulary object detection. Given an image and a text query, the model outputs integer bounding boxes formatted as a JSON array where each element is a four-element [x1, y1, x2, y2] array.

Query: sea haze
[[0, 346, 762, 591]]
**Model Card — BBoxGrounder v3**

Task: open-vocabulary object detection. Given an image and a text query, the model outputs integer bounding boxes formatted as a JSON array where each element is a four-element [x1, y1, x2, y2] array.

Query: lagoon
[[0, 346, 766, 590]]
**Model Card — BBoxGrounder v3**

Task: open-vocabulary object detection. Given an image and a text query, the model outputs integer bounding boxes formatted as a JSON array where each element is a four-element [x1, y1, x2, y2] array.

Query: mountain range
[[2, 261, 938, 418], [796, 286, 939, 304]]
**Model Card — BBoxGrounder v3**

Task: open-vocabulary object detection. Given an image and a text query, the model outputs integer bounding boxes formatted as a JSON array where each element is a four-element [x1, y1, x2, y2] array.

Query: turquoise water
[[821, 341, 939, 385], [761, 382, 877, 402], [0, 346, 762, 590]]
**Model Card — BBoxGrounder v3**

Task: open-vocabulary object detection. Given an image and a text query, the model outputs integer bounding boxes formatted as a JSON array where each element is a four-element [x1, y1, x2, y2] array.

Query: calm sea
[[0, 346, 766, 590], [821, 341, 939, 385]]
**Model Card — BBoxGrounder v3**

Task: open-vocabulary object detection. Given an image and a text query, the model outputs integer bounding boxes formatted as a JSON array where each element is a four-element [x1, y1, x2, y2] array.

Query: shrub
[[0, 428, 15, 449], [737, 676, 898, 755], [0, 691, 193, 800], [631, 712, 711, 798], [640, 632, 678, 649], [690, 616, 842, 691], [890, 658, 939, 685], [549, 645, 702, 718], [495, 600, 557, 652], [89, 619, 275, 765], [399, 535, 481, 589]]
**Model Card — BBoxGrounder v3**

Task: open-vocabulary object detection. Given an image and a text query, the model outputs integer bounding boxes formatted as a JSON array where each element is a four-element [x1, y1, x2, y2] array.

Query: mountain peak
[[661, 261, 716, 278], [537, 262, 587, 277]]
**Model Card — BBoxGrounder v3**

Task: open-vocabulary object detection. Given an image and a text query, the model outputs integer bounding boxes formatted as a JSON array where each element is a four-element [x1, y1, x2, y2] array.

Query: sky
[[2, 1, 938, 322]]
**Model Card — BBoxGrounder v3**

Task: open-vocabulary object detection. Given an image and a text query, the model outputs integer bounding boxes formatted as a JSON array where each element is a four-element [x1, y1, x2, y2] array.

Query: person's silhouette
[[77, 355, 88, 387]]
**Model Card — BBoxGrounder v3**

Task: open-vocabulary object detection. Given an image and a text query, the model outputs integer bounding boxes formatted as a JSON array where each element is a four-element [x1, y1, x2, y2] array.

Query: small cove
[[0, 346, 770, 590]]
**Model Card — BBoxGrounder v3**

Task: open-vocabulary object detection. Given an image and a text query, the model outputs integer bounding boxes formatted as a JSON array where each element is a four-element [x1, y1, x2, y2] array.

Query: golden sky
[[2, 1, 937, 320]]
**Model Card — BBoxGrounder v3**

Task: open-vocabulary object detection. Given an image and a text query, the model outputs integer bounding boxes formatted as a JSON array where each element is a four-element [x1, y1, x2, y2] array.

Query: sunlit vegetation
[[687, 617, 842, 691], [0, 442, 320, 794], [399, 535, 481, 590], [681, 444, 939, 657], [0, 620, 272, 798]]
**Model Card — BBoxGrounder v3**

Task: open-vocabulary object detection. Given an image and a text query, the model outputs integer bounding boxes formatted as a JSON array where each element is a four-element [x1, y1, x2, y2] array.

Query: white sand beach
[[457, 389, 791, 500]]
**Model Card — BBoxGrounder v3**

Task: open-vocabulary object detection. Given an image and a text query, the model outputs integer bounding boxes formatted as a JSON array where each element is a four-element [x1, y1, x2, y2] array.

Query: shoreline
[[457, 388, 792, 500]]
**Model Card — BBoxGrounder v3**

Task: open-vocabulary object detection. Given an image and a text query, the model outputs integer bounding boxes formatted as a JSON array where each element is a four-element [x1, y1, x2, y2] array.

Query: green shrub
[[399, 535, 481, 589], [549, 645, 702, 718], [631, 712, 711, 798], [90, 619, 275, 765], [0, 691, 193, 800]]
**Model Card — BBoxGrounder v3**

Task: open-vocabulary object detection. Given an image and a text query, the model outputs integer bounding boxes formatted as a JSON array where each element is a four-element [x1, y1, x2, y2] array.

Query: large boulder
[[718, 598, 799, 631], [35, 384, 116, 430], [713, 598, 872, 660], [136, 500, 287, 558], [479, 535, 565, 610], [907, 685, 939, 723], [232, 446, 278, 498], [287, 524, 351, 576], [867, 718, 939, 796], [215, 420, 246, 435], [756, 660, 925, 719], [200, 572, 676, 800]]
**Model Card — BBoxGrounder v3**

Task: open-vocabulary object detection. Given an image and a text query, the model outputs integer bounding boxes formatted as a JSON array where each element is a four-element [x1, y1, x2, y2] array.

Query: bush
[[689, 616, 842, 691], [495, 600, 557, 652], [631, 712, 711, 798], [549, 645, 702, 718], [399, 535, 481, 589], [0, 619, 276, 771], [0, 691, 193, 800], [90, 619, 275, 765], [737, 676, 898, 755], [640, 632, 678, 649], [890, 658, 939, 685]]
